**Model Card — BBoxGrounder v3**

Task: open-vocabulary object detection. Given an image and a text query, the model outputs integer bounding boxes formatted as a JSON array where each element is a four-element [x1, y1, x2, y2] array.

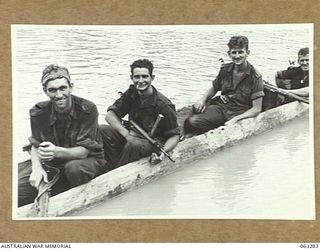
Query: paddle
[[34, 164, 60, 217], [263, 80, 309, 104]]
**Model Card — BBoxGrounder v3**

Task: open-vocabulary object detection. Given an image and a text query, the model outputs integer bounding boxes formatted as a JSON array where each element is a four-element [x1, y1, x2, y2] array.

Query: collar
[[49, 95, 77, 125], [130, 85, 158, 107], [227, 61, 252, 75]]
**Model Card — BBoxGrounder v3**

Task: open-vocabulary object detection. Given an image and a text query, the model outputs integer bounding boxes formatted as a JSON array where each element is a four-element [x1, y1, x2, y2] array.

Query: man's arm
[[37, 141, 89, 161], [225, 97, 263, 126], [285, 87, 309, 97], [105, 110, 132, 139], [29, 146, 48, 188], [163, 134, 180, 153], [194, 86, 218, 113]]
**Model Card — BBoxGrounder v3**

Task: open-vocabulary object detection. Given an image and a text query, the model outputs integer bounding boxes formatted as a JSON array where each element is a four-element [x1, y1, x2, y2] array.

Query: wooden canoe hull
[[15, 101, 309, 218]]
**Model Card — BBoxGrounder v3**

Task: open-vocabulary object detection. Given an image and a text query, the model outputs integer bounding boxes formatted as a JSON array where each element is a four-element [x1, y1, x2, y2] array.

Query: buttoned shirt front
[[29, 95, 104, 159]]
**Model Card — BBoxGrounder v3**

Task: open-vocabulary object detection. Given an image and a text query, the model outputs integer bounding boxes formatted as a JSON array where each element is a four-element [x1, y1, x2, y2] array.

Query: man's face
[[298, 54, 309, 71], [44, 78, 73, 112], [228, 47, 250, 66], [131, 67, 154, 92]]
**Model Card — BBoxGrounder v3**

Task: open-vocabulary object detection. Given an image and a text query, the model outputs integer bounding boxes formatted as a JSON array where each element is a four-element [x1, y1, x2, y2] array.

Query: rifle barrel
[[129, 120, 175, 163]]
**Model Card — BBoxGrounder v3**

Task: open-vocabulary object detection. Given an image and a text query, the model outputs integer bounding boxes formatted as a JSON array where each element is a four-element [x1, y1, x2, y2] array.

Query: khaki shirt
[[108, 85, 180, 140], [211, 62, 265, 119], [29, 95, 104, 159]]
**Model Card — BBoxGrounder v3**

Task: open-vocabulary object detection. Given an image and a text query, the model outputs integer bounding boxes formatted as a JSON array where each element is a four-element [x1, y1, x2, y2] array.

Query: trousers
[[99, 125, 154, 170], [18, 157, 106, 207], [184, 104, 227, 135]]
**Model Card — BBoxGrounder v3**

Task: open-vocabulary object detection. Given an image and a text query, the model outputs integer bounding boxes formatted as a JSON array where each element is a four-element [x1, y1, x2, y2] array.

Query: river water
[[74, 115, 314, 219], [11, 25, 314, 219], [12, 24, 311, 161]]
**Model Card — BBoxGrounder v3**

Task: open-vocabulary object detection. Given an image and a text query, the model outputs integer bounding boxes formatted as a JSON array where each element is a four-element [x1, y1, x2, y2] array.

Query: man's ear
[[246, 50, 250, 56], [69, 82, 74, 91], [151, 75, 155, 81], [130, 75, 133, 81]]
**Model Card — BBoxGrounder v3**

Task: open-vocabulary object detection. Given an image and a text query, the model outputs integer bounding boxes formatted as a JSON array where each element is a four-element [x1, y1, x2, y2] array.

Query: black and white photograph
[[12, 24, 314, 220]]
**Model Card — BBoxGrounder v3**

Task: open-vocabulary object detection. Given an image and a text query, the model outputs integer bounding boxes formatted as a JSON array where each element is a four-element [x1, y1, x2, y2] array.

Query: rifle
[[263, 80, 309, 104], [128, 120, 175, 163]]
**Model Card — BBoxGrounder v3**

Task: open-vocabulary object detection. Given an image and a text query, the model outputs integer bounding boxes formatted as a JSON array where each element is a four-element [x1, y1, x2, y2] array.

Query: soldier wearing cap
[[18, 64, 106, 207]]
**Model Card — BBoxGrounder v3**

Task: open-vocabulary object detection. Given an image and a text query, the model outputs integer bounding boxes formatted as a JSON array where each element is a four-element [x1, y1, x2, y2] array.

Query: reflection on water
[[75, 115, 314, 219], [13, 25, 310, 161]]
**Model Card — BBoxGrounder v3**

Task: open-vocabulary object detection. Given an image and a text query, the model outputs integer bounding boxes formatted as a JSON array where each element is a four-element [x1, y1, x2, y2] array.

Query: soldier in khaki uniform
[[183, 35, 265, 136], [18, 64, 106, 207]]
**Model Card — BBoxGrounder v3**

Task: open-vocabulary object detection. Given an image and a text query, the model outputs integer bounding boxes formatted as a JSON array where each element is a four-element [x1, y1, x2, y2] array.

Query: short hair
[[227, 35, 249, 50], [41, 64, 71, 89], [298, 47, 309, 56], [130, 59, 154, 75]]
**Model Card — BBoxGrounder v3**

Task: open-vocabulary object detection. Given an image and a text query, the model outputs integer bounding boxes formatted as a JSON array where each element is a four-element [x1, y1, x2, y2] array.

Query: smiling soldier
[[99, 59, 180, 169], [18, 64, 106, 207], [182, 35, 265, 137], [275, 47, 309, 98]]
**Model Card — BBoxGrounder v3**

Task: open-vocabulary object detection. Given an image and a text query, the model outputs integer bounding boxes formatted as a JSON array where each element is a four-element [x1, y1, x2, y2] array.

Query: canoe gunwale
[[15, 101, 309, 219]]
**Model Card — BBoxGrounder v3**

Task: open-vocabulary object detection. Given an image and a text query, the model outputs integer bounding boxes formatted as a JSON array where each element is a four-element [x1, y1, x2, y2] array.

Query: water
[[74, 115, 314, 219], [12, 24, 311, 161], [12, 25, 314, 219]]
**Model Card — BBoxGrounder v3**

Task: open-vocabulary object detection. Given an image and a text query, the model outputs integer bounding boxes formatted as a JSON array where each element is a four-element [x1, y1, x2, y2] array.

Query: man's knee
[[99, 124, 113, 137], [184, 114, 202, 133], [64, 160, 81, 178], [64, 159, 103, 187], [123, 139, 146, 151]]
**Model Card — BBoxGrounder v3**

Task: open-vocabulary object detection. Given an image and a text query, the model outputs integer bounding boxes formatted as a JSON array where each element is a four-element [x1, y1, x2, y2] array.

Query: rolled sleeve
[[28, 116, 41, 146], [107, 90, 131, 118], [76, 105, 104, 156], [159, 104, 180, 139], [212, 72, 222, 91], [251, 77, 265, 100]]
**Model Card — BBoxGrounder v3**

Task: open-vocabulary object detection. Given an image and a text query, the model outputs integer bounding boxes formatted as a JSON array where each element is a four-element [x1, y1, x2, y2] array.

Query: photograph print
[[11, 24, 314, 220]]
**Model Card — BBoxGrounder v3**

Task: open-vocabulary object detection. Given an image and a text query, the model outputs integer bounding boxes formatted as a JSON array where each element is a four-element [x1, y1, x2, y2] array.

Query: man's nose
[[138, 76, 144, 82], [56, 89, 63, 97]]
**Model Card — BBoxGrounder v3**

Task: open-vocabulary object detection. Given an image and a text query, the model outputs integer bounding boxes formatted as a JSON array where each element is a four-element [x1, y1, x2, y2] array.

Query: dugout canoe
[[15, 101, 309, 219]]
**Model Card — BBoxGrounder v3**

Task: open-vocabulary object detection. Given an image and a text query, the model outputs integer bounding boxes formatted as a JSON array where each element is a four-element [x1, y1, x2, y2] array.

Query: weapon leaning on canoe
[[128, 119, 175, 163], [16, 100, 309, 218]]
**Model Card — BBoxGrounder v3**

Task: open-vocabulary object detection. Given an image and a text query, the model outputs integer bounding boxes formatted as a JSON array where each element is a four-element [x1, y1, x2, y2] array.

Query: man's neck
[[234, 61, 248, 72], [138, 85, 154, 99]]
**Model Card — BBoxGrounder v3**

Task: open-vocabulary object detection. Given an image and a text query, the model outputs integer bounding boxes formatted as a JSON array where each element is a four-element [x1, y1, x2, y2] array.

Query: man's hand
[[38, 141, 57, 161], [194, 99, 207, 113], [149, 152, 165, 165], [220, 95, 229, 104], [29, 167, 48, 188]]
